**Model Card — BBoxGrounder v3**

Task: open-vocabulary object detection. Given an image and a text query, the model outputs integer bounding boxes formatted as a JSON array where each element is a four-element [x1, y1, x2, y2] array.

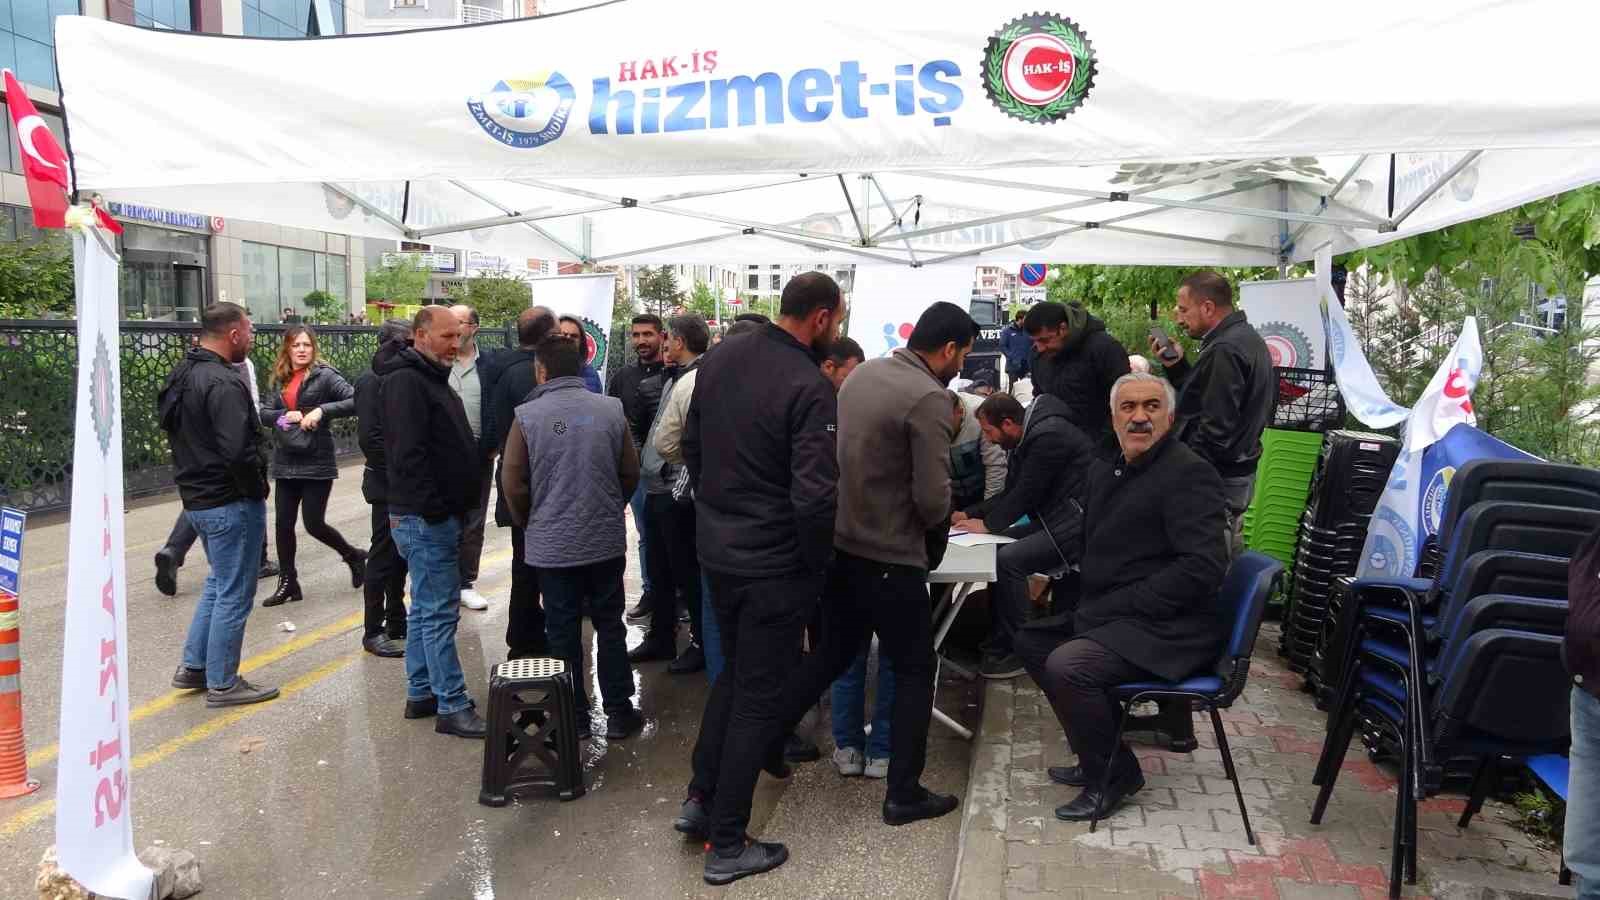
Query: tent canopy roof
[[52, 0, 1600, 267]]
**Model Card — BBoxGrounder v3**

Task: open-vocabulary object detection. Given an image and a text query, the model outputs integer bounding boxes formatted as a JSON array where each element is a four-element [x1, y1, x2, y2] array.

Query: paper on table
[[948, 532, 1016, 547]]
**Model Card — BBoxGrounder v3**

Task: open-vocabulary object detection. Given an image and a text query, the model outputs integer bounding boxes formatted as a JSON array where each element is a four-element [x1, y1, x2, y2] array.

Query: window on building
[[769, 274, 781, 291], [746, 273, 759, 291], [243, 0, 343, 37], [132, 0, 193, 30], [0, 0, 78, 90], [241, 241, 349, 321]]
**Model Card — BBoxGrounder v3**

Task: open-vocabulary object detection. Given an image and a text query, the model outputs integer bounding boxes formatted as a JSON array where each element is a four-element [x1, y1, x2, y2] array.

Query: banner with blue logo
[[0, 508, 23, 598], [1417, 424, 1533, 544]]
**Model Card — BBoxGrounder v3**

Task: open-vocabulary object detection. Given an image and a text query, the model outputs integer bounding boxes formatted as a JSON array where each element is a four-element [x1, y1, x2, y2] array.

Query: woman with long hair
[[259, 325, 365, 606]]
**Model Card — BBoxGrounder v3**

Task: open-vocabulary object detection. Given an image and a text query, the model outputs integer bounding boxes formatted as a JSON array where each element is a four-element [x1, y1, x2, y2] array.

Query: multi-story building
[[976, 265, 1018, 302], [355, 0, 531, 32], [2, 0, 376, 323]]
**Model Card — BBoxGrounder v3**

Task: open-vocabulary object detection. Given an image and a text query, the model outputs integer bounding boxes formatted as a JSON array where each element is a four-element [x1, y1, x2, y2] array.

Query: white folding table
[[926, 541, 999, 741]]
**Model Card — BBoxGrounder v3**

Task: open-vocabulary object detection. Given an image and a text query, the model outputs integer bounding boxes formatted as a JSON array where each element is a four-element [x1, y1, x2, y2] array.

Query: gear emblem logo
[[1259, 322, 1314, 368], [983, 14, 1097, 124], [89, 334, 116, 457]]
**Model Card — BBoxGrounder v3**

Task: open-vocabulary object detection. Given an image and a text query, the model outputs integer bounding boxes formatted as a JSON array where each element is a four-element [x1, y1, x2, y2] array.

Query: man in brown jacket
[[775, 300, 977, 827]]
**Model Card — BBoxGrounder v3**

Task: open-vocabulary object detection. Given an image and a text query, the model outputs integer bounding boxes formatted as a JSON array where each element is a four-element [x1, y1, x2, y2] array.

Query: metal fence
[[0, 319, 517, 514]]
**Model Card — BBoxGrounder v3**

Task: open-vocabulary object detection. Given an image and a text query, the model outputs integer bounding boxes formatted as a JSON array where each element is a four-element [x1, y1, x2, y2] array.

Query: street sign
[[1019, 263, 1047, 287]]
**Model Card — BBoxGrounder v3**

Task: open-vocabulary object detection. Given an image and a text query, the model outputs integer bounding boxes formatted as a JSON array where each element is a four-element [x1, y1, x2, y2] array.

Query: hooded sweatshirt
[[1030, 305, 1131, 453]]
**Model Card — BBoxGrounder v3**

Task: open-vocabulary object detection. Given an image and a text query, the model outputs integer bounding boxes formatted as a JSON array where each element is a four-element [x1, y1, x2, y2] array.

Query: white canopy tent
[[51, 0, 1600, 270]]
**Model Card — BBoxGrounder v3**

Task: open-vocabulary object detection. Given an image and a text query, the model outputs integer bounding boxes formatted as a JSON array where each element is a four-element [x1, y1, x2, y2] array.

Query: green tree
[[447, 270, 532, 328], [364, 256, 430, 304], [684, 280, 719, 321], [0, 234, 74, 319], [301, 289, 344, 324], [634, 265, 683, 318], [1045, 263, 1287, 357]]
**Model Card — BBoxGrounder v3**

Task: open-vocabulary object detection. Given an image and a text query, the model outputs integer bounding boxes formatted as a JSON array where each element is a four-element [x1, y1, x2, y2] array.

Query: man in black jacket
[[610, 313, 667, 621], [1025, 301, 1131, 453], [952, 392, 1092, 679], [378, 306, 486, 740], [354, 319, 412, 659], [1017, 372, 1228, 822], [158, 302, 278, 708], [1153, 270, 1275, 558], [675, 273, 841, 886], [488, 306, 557, 659], [1566, 524, 1600, 900]]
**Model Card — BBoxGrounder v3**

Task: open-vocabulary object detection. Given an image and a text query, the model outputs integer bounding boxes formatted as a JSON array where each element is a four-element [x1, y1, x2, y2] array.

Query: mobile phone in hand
[[1149, 325, 1181, 363]]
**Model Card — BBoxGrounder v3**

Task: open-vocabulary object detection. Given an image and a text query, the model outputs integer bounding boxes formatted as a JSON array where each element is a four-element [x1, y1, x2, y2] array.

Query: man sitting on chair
[[951, 392, 1091, 680], [1015, 372, 1228, 821]]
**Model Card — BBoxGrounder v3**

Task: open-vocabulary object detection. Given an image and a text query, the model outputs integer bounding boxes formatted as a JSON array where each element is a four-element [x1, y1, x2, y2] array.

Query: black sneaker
[[171, 665, 206, 690], [404, 696, 439, 719], [668, 643, 706, 675], [154, 550, 179, 597], [979, 653, 1025, 680], [784, 733, 821, 763], [883, 787, 960, 826], [605, 708, 645, 740], [703, 840, 789, 886], [206, 677, 279, 708], [674, 794, 709, 840]]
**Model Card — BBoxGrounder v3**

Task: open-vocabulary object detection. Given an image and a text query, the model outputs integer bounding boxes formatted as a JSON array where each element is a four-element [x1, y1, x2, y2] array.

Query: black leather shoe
[[345, 550, 368, 590], [704, 840, 789, 886], [257, 557, 280, 579], [668, 643, 706, 675], [883, 788, 960, 826], [1048, 765, 1088, 787], [674, 795, 709, 840], [403, 696, 438, 719], [363, 635, 405, 658], [171, 665, 206, 690], [1054, 772, 1146, 821], [784, 733, 821, 763], [605, 708, 645, 740], [628, 640, 677, 664], [435, 707, 488, 739], [154, 550, 179, 597], [261, 574, 302, 608]]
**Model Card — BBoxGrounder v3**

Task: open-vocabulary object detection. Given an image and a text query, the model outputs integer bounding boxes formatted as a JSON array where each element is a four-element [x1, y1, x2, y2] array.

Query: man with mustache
[[1014, 372, 1228, 822]]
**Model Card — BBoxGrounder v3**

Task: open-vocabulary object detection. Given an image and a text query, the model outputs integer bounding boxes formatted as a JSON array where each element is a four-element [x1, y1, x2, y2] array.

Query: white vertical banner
[[1239, 277, 1326, 370], [530, 272, 617, 390], [1316, 246, 1410, 428], [846, 263, 977, 359], [56, 231, 152, 900]]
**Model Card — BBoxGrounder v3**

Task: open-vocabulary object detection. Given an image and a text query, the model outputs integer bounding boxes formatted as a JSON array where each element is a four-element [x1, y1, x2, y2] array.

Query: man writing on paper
[[1015, 373, 1227, 821], [951, 391, 1091, 680]]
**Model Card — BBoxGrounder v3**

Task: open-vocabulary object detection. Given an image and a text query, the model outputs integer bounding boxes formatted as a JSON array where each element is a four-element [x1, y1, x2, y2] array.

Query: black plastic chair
[[1312, 629, 1571, 897], [1088, 551, 1284, 840], [1434, 460, 1600, 553]]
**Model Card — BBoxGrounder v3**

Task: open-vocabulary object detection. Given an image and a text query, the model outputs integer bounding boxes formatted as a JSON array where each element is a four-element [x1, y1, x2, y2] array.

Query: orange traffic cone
[[0, 588, 38, 798]]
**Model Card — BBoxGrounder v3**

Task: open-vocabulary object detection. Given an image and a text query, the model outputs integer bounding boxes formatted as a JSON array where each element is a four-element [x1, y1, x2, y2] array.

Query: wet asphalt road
[[1, 462, 978, 899]]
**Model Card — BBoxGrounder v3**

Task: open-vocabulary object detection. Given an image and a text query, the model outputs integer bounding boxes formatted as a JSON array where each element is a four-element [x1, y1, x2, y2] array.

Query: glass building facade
[[0, 0, 82, 90]]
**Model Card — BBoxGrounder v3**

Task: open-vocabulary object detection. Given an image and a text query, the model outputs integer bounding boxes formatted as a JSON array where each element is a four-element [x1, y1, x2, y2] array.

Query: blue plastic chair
[[1087, 551, 1284, 840]]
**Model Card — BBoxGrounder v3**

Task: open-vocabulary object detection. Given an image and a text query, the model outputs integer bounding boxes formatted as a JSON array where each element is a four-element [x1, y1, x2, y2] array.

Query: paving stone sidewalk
[[952, 622, 1573, 900]]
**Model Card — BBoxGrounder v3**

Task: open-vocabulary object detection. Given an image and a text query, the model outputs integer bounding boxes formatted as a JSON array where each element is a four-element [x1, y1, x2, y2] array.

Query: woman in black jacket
[[259, 325, 365, 606]]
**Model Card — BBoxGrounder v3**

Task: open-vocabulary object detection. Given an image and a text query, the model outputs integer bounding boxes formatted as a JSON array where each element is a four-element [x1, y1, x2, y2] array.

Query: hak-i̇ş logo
[[983, 14, 1096, 124]]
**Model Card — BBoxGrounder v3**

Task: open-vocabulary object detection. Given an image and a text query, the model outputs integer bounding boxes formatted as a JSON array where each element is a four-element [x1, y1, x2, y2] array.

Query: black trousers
[[1016, 621, 1147, 784], [989, 529, 1067, 657], [774, 551, 938, 804], [364, 502, 408, 639], [643, 492, 702, 651], [506, 526, 547, 658], [689, 569, 822, 851], [275, 478, 359, 577], [163, 510, 269, 567]]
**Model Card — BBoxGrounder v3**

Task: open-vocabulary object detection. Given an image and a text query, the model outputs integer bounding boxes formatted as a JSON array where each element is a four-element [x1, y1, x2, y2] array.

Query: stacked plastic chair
[[1282, 431, 1399, 676], [1307, 459, 1600, 897], [1241, 428, 1326, 569]]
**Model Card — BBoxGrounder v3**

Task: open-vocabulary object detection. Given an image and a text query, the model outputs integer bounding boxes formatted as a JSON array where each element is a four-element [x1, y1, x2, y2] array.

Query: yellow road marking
[[0, 651, 362, 838], [22, 543, 516, 770]]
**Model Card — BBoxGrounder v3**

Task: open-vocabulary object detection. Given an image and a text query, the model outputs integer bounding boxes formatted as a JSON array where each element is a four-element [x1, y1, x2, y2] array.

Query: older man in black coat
[[1015, 371, 1228, 822]]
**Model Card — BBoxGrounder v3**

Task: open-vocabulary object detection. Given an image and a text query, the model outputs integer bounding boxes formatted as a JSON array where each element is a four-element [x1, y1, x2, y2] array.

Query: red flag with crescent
[[3, 69, 71, 228]]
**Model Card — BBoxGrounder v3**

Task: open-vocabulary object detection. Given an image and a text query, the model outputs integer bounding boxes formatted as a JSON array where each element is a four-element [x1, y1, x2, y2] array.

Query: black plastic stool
[[479, 658, 585, 806]]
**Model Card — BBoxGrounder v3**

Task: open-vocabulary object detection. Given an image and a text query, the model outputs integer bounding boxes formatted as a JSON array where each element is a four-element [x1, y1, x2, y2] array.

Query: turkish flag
[[3, 69, 71, 228]]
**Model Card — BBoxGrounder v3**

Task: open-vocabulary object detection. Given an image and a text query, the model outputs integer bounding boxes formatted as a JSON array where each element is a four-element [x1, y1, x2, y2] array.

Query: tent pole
[[413, 202, 617, 238], [866, 175, 920, 266], [447, 179, 589, 262], [322, 183, 417, 238], [1278, 180, 1290, 276], [1388, 150, 1483, 229], [908, 171, 1379, 230], [591, 231, 747, 263], [839, 174, 868, 245]]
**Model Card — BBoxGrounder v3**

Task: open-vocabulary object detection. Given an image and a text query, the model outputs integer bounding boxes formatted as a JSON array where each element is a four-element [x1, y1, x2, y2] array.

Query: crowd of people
[[152, 267, 1281, 885]]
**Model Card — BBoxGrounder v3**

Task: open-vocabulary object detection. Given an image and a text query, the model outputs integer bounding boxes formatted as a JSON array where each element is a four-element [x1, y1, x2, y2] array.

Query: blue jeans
[[1570, 686, 1600, 900], [391, 515, 471, 715], [181, 499, 267, 690], [831, 645, 894, 758], [541, 557, 634, 719], [629, 483, 653, 597], [702, 572, 723, 684]]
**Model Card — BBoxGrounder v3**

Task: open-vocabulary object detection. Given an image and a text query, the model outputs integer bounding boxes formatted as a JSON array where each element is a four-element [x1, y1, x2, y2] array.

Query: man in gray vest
[[502, 336, 643, 741]]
